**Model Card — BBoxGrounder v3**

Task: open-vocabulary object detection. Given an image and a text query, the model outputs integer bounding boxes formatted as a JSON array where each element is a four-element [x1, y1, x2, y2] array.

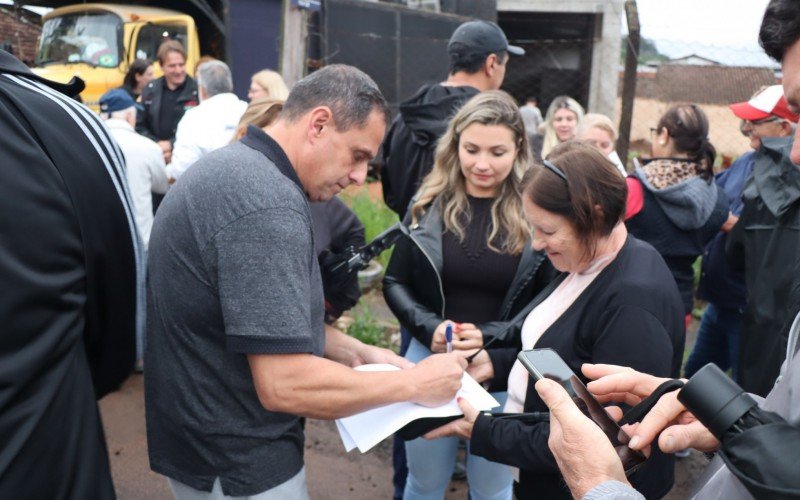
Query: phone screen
[[517, 348, 646, 475]]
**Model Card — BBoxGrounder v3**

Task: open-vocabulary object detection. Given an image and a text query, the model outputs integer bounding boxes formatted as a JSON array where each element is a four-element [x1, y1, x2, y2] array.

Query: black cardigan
[[471, 235, 684, 500]]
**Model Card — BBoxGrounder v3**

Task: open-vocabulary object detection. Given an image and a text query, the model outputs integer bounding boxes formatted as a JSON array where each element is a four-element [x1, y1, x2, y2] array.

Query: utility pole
[[617, 0, 639, 171]]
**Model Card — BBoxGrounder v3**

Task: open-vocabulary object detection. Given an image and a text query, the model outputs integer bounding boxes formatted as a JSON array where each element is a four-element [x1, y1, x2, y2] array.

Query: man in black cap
[[380, 20, 524, 219]]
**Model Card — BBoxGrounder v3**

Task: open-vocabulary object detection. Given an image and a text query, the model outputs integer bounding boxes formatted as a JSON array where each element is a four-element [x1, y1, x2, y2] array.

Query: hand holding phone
[[517, 349, 646, 475]]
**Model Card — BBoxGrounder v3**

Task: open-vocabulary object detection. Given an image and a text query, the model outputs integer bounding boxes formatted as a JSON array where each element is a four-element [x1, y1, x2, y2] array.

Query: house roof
[[629, 64, 778, 105], [665, 54, 721, 66]]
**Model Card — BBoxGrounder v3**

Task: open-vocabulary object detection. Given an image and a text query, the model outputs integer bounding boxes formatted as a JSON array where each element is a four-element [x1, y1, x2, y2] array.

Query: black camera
[[678, 364, 800, 499]]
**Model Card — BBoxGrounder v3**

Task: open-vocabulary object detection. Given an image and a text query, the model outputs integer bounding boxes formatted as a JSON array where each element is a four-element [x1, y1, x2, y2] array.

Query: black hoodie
[[380, 83, 479, 217]]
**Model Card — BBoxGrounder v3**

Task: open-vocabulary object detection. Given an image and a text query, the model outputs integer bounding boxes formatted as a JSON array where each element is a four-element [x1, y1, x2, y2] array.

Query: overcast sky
[[636, 0, 770, 47], [627, 0, 775, 66]]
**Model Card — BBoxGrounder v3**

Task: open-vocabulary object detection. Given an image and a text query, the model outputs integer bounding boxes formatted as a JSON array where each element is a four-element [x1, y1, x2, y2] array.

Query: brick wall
[[0, 7, 42, 66]]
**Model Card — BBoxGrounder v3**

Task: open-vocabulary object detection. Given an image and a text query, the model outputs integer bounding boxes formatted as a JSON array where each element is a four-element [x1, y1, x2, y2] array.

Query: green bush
[[341, 186, 399, 269], [347, 304, 392, 349]]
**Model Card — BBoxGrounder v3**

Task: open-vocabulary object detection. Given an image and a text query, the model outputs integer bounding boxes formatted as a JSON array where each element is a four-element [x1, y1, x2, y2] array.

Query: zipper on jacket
[[407, 229, 446, 317]]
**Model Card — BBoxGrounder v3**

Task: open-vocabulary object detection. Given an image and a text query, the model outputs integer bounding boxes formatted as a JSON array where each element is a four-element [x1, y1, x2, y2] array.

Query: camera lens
[[678, 364, 758, 440]]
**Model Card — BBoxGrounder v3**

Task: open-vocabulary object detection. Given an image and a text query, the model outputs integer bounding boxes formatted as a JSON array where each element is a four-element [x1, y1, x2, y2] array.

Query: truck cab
[[33, 3, 200, 110]]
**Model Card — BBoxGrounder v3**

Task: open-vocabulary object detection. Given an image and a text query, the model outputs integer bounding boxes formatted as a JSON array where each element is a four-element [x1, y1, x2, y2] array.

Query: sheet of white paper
[[336, 420, 357, 452], [335, 363, 500, 453]]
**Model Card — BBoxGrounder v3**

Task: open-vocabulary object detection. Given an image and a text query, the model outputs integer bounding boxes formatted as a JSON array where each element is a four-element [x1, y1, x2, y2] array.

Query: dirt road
[[99, 375, 703, 499]]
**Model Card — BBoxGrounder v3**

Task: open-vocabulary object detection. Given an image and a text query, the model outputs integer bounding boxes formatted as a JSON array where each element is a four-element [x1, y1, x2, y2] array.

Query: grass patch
[[346, 304, 393, 349]]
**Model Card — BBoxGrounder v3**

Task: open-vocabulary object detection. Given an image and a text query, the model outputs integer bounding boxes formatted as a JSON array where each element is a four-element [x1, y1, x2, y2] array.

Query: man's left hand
[[352, 343, 413, 369], [536, 377, 630, 499], [423, 397, 479, 440]]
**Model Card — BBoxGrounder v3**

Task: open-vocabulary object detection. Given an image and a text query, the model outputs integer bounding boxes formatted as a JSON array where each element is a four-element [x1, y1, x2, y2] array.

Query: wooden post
[[617, 0, 639, 171], [280, 0, 309, 87]]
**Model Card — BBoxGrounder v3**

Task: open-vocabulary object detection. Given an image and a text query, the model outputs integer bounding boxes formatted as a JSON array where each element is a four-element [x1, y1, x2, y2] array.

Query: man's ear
[[484, 53, 498, 77], [307, 106, 334, 141], [779, 120, 794, 137]]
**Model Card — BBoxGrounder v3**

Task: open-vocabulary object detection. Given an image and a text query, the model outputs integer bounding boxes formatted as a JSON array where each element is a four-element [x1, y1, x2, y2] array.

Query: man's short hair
[[157, 40, 186, 65], [759, 0, 800, 61], [197, 60, 233, 97], [280, 64, 390, 131], [448, 48, 508, 75], [109, 106, 137, 121]]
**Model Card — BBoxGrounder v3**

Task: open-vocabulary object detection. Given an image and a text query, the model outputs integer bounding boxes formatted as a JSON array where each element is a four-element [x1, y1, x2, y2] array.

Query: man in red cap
[[684, 85, 797, 385], [726, 83, 800, 396], [731, 84, 797, 150]]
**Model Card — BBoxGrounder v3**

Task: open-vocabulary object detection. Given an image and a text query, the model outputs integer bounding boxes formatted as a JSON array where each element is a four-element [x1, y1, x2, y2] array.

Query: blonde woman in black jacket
[[383, 90, 555, 500]]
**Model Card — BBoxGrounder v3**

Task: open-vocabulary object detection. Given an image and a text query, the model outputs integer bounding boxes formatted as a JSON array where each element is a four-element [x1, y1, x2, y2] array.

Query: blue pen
[[445, 323, 453, 353]]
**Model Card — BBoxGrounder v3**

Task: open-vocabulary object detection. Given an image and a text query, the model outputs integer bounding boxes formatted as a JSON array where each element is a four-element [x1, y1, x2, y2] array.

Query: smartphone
[[517, 348, 646, 475]]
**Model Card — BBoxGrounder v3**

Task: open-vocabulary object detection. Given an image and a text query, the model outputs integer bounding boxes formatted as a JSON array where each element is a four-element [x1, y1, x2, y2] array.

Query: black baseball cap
[[448, 21, 525, 57]]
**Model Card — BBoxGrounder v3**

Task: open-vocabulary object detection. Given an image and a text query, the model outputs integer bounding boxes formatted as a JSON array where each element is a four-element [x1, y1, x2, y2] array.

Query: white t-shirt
[[105, 118, 168, 249], [167, 92, 248, 180]]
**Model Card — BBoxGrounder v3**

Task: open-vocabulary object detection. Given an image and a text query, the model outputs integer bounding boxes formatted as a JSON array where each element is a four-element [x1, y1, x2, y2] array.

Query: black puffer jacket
[[383, 200, 556, 349]]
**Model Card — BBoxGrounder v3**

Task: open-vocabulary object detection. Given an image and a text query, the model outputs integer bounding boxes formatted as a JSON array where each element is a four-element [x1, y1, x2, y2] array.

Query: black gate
[[317, 0, 469, 113]]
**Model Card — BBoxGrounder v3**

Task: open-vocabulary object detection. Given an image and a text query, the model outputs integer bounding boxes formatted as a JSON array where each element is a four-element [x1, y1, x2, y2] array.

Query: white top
[[166, 92, 248, 180], [608, 150, 628, 177], [105, 118, 168, 249], [504, 252, 617, 413]]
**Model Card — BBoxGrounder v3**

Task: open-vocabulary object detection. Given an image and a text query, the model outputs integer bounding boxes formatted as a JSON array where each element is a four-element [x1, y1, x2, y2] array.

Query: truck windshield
[[36, 12, 121, 68]]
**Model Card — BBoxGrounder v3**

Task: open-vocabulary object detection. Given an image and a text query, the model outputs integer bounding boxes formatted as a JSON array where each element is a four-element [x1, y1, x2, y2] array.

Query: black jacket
[[136, 75, 198, 143], [383, 199, 556, 349], [380, 84, 479, 218], [310, 197, 365, 321], [727, 136, 800, 397], [626, 165, 728, 315], [470, 236, 684, 499], [1, 49, 140, 499]]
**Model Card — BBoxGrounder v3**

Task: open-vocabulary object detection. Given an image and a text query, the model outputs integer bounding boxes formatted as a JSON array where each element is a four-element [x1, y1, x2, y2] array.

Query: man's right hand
[[536, 378, 629, 498], [583, 364, 719, 453], [407, 353, 466, 407]]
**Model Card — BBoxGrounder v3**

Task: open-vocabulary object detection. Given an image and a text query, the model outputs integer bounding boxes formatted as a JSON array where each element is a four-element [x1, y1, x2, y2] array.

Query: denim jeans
[[402, 337, 513, 500], [684, 303, 742, 382], [393, 328, 413, 500]]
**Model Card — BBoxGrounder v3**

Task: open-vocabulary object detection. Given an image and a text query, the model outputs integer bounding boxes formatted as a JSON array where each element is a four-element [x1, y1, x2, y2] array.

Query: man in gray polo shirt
[[144, 64, 466, 499]]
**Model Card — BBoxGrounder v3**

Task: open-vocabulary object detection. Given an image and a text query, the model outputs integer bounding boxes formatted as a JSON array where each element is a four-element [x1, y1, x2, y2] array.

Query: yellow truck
[[32, 3, 200, 110]]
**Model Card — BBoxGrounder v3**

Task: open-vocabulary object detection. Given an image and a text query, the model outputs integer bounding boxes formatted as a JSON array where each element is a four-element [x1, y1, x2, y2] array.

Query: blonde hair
[[232, 98, 284, 142], [411, 90, 530, 255], [541, 95, 585, 158], [250, 70, 289, 100], [577, 113, 617, 141]]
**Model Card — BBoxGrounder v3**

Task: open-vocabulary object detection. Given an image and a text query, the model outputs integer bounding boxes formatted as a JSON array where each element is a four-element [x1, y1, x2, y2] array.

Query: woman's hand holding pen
[[431, 321, 482, 353]]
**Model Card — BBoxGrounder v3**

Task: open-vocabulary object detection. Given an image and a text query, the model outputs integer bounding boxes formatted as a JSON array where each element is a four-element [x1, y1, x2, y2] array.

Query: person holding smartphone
[[383, 90, 556, 500], [426, 141, 684, 499]]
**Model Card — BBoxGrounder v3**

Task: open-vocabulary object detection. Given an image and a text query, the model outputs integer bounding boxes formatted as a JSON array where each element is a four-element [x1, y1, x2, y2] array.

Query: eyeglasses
[[543, 160, 568, 182], [748, 116, 780, 126], [649, 127, 659, 136]]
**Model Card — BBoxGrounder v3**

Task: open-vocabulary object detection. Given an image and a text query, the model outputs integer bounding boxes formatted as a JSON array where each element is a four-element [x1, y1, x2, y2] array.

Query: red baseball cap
[[729, 85, 799, 123]]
